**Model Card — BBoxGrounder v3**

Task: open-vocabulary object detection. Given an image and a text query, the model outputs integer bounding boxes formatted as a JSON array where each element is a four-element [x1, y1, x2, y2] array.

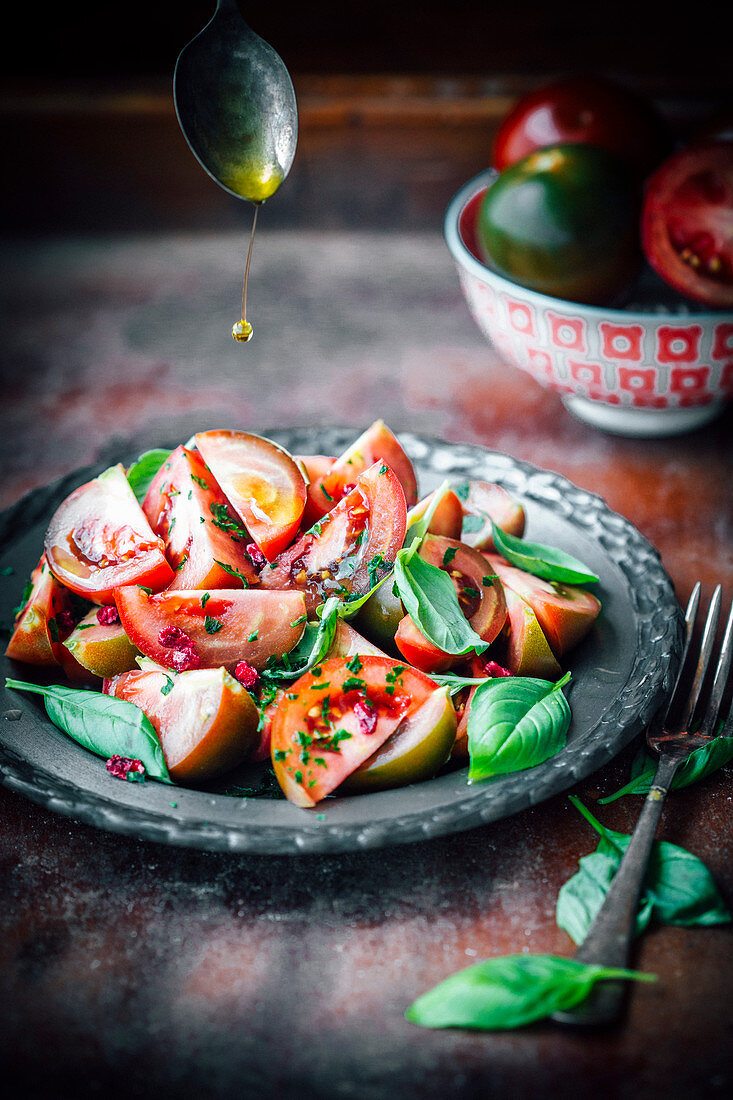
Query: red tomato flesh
[[194, 430, 307, 560], [270, 655, 437, 807], [115, 586, 307, 672], [105, 665, 259, 782], [261, 461, 407, 615], [44, 464, 174, 604], [6, 555, 74, 666], [303, 421, 418, 524], [641, 141, 733, 307], [143, 445, 259, 590]]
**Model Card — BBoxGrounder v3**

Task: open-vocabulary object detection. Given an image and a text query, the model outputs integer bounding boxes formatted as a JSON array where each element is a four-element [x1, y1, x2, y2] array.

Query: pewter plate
[[0, 429, 682, 854]]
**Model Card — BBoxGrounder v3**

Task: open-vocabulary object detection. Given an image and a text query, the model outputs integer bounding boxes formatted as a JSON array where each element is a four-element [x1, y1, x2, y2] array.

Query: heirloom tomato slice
[[63, 607, 140, 679], [454, 480, 525, 550], [6, 555, 74, 666], [143, 445, 259, 590], [269, 655, 438, 807], [105, 664, 259, 782], [194, 430, 307, 560], [115, 586, 307, 673], [261, 461, 407, 615], [44, 464, 174, 604], [303, 421, 418, 523]]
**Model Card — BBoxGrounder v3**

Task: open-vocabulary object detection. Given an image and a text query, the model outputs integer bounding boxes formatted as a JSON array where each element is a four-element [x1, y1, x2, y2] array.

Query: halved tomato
[[143, 445, 259, 590], [115, 586, 307, 672], [641, 141, 733, 307], [303, 421, 418, 523], [270, 655, 438, 807], [261, 461, 407, 615], [486, 555, 600, 656], [394, 535, 507, 672], [6, 554, 75, 666], [44, 464, 174, 604], [105, 664, 259, 782], [194, 430, 307, 560], [454, 480, 525, 550]]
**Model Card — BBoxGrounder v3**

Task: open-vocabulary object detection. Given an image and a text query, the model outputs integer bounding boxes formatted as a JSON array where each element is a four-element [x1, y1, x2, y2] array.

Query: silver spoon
[[174, 2, 298, 341], [173, 0, 297, 203]]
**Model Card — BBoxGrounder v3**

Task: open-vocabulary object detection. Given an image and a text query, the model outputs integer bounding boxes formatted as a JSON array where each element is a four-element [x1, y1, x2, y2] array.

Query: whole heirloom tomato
[[641, 141, 733, 307], [493, 75, 670, 179], [477, 143, 640, 304]]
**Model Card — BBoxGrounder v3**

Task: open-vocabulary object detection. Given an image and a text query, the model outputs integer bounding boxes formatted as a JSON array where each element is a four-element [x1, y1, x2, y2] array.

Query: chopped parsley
[[201, 592, 211, 609], [204, 615, 223, 634], [214, 560, 250, 587]]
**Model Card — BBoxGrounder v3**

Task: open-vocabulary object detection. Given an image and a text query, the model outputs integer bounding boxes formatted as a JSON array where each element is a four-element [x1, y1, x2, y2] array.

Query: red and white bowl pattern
[[445, 171, 733, 435]]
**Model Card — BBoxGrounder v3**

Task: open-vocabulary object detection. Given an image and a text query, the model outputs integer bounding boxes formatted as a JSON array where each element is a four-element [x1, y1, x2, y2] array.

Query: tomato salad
[[5, 422, 601, 808]]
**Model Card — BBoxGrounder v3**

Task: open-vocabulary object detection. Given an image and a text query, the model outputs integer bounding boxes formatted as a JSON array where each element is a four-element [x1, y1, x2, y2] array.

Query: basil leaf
[[394, 542, 489, 657], [126, 449, 172, 504], [490, 522, 599, 585], [405, 954, 655, 1030], [468, 673, 571, 782], [599, 731, 733, 804], [559, 797, 731, 943], [261, 597, 341, 681], [6, 678, 170, 782]]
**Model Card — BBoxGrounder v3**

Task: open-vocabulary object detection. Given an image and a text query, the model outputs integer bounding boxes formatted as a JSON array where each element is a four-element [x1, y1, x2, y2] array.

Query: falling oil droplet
[[232, 202, 259, 343]]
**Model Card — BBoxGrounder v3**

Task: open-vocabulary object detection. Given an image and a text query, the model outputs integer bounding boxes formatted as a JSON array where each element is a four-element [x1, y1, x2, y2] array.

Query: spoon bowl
[[173, 0, 298, 203]]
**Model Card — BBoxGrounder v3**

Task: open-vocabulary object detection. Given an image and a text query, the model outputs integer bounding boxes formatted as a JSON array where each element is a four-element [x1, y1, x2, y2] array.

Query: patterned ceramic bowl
[[444, 169, 733, 437]]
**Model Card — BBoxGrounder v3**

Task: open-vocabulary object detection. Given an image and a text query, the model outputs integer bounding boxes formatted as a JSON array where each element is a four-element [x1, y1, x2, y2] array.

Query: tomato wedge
[[195, 430, 307, 560], [270, 655, 438, 807], [454, 480, 525, 550], [44, 464, 174, 604], [261, 461, 407, 615], [303, 421, 418, 523], [143, 445, 259, 590], [6, 555, 74, 666], [115, 586, 307, 672], [395, 535, 507, 672], [105, 665, 259, 782]]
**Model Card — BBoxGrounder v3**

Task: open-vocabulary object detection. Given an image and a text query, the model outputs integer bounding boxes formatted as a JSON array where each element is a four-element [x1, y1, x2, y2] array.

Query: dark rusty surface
[[1, 106, 732, 1097]]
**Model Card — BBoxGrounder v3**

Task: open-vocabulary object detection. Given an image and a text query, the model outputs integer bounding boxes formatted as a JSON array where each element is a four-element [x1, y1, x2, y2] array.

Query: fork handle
[[553, 752, 682, 1027]]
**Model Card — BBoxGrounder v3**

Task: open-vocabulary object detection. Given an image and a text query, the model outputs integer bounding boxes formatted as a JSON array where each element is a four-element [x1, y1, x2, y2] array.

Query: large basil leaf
[[599, 732, 733, 804], [557, 797, 731, 943], [126, 448, 172, 504], [405, 953, 655, 1030], [394, 541, 489, 657], [468, 673, 571, 782], [6, 679, 170, 781], [261, 596, 341, 681], [490, 522, 599, 585]]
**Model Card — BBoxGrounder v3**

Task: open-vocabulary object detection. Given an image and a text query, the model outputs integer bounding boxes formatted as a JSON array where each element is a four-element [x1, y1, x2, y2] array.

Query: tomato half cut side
[[195, 430, 307, 560], [261, 461, 407, 615], [5, 555, 74, 666], [304, 421, 418, 523], [44, 464, 174, 604], [105, 665, 259, 783], [143, 445, 259, 590], [269, 655, 438, 807], [115, 586, 307, 672], [641, 141, 733, 307]]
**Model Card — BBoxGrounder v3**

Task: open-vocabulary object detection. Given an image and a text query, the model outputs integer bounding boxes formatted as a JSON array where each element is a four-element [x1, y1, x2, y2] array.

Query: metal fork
[[553, 582, 733, 1027]]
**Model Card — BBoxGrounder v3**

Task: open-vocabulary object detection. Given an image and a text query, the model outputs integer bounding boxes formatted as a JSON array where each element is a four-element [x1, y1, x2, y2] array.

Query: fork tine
[[679, 584, 722, 733], [658, 582, 700, 731], [698, 598, 733, 738]]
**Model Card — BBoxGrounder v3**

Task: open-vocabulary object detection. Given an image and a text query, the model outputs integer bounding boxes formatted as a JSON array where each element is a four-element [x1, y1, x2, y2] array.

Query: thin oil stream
[[232, 202, 260, 342]]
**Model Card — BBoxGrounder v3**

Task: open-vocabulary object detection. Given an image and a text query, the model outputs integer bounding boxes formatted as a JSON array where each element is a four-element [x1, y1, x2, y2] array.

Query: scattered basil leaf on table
[[5, 679, 170, 782], [405, 954, 655, 1030], [556, 797, 731, 943], [394, 540, 489, 657], [490, 521, 599, 585], [599, 729, 733, 804], [468, 673, 571, 782], [126, 449, 172, 504]]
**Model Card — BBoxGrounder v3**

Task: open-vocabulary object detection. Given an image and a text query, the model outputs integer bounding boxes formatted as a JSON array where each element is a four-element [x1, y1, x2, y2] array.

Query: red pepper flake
[[234, 660, 259, 690], [97, 604, 120, 625], [106, 755, 146, 782], [353, 699, 377, 735], [55, 610, 76, 635], [170, 646, 200, 671], [159, 625, 192, 649], [483, 660, 513, 678], [342, 483, 356, 495], [245, 542, 267, 568]]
